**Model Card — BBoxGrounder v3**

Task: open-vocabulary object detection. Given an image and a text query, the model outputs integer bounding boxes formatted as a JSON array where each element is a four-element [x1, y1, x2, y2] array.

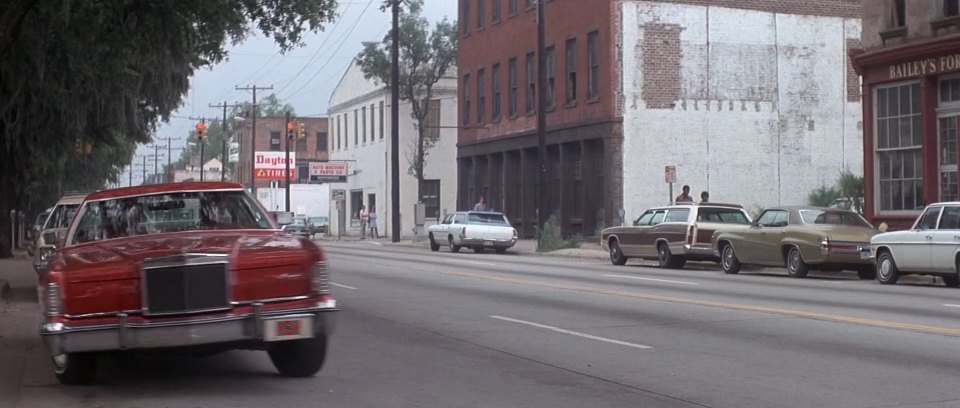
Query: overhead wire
[[273, 0, 357, 94]]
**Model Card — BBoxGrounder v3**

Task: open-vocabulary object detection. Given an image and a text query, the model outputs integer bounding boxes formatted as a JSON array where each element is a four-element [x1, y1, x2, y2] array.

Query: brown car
[[601, 203, 752, 268], [712, 206, 879, 279]]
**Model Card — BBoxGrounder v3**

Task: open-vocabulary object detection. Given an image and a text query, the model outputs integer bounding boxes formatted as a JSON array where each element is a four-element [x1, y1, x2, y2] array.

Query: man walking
[[359, 205, 368, 239]]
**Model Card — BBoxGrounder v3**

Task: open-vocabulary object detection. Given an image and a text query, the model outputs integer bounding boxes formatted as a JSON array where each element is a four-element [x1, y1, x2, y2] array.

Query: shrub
[[537, 214, 582, 252]]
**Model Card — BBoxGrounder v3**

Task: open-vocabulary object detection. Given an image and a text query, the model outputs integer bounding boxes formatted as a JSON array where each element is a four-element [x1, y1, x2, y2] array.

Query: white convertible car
[[860, 203, 960, 287], [428, 211, 518, 254]]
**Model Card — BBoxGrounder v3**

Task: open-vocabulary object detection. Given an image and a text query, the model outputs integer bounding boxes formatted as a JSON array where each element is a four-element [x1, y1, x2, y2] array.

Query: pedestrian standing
[[700, 191, 709, 203], [675, 185, 694, 203], [473, 195, 490, 211], [359, 205, 368, 239], [368, 206, 379, 239]]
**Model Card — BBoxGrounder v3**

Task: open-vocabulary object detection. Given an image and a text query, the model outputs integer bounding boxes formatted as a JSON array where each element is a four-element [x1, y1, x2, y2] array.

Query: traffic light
[[286, 121, 295, 139], [196, 122, 207, 141], [298, 121, 306, 139]]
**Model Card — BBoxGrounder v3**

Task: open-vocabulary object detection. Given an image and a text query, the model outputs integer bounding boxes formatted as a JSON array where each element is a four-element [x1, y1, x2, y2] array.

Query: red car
[[37, 182, 337, 384]]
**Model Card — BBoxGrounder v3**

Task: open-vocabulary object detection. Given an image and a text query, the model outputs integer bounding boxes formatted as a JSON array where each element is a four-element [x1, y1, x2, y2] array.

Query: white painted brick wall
[[621, 1, 863, 221]]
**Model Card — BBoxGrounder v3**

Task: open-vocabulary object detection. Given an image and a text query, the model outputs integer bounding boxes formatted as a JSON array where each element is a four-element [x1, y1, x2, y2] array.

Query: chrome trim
[[118, 313, 128, 349], [140, 255, 232, 316], [231, 295, 311, 306], [253, 302, 264, 340], [64, 309, 142, 319]]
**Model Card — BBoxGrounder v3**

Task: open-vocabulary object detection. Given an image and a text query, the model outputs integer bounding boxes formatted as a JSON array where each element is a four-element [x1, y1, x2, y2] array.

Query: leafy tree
[[0, 0, 337, 256], [356, 0, 457, 194]]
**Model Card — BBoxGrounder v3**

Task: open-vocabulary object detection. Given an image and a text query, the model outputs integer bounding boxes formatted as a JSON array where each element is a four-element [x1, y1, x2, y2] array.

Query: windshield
[[292, 218, 307, 226], [68, 190, 272, 245], [46, 204, 78, 230], [467, 213, 510, 225], [800, 209, 872, 228]]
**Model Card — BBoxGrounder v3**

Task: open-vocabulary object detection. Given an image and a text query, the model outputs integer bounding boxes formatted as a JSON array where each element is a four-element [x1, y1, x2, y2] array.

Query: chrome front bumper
[[40, 301, 338, 355], [858, 245, 875, 260]]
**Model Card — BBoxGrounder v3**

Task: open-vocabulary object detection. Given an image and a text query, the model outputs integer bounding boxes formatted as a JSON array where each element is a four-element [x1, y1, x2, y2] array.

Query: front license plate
[[484, 240, 494, 246], [264, 317, 314, 342]]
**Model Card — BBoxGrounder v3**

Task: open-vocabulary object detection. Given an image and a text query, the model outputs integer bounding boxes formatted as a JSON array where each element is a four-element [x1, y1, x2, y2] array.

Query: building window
[[947, 0, 960, 17], [492, 63, 502, 121], [370, 103, 376, 141], [876, 82, 922, 211], [336, 116, 341, 150], [463, 73, 471, 126], [525, 0, 533, 10], [462, 0, 470, 35], [492, 0, 501, 23], [545, 45, 555, 110], [565, 38, 577, 105], [587, 31, 600, 100], [354, 109, 359, 146], [380, 101, 385, 140], [270, 131, 281, 151], [940, 117, 958, 201], [420, 179, 441, 219], [424, 99, 441, 141], [317, 131, 327, 152], [940, 78, 960, 104], [508, 57, 518, 118], [350, 190, 363, 223], [508, 0, 517, 16], [526, 52, 535, 114], [477, 0, 485, 30], [343, 113, 349, 149], [296, 136, 307, 152], [892, 0, 905, 27], [477, 68, 486, 124], [362, 106, 367, 143]]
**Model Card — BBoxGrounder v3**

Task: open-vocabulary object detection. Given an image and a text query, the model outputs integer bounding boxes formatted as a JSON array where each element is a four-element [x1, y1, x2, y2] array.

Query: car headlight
[[311, 261, 330, 295], [38, 246, 57, 263]]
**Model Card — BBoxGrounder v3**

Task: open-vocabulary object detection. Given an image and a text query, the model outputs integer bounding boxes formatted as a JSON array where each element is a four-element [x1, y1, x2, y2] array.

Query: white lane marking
[[331, 282, 357, 290], [364, 241, 384, 246], [490, 315, 652, 349], [446, 259, 497, 267], [603, 274, 699, 286], [943, 304, 960, 308]]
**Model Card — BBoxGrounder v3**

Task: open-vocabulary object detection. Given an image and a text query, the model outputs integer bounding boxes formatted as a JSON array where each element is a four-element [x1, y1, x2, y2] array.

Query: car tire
[[876, 251, 900, 285], [657, 243, 685, 269], [429, 234, 440, 252], [449, 236, 461, 253], [944, 260, 960, 288], [609, 239, 628, 266], [856, 267, 876, 280], [53, 352, 97, 385], [785, 246, 809, 278], [720, 243, 742, 274], [268, 336, 328, 378], [495, 247, 507, 254], [474, 247, 485, 254]]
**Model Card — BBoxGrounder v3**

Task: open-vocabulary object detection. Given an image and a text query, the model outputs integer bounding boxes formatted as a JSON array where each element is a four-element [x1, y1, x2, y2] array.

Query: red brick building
[[234, 116, 329, 189], [853, 0, 960, 229], [458, 0, 623, 237]]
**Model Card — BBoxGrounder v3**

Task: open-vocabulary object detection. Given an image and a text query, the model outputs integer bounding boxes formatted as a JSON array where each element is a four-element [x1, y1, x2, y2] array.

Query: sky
[[130, 0, 458, 185]]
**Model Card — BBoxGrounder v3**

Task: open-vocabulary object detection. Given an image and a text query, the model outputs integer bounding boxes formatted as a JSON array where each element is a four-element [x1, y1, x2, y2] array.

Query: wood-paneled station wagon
[[713, 207, 879, 279], [860, 203, 960, 287], [37, 182, 337, 384], [601, 203, 752, 268]]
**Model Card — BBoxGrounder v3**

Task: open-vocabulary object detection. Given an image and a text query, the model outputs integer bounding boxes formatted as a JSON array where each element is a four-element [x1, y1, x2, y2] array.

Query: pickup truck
[[427, 211, 518, 254]]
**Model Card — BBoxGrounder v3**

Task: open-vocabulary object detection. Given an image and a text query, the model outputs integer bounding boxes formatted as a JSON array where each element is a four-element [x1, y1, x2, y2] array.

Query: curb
[[325, 239, 609, 261]]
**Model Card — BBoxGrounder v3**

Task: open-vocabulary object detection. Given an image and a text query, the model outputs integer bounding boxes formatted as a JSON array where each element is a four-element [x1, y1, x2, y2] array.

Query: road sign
[[332, 189, 346, 201], [665, 165, 677, 184], [254, 151, 296, 170], [255, 168, 297, 180]]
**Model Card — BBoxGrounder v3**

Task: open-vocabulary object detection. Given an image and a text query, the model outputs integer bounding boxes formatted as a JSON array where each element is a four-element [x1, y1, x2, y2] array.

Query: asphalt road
[[3, 242, 960, 407]]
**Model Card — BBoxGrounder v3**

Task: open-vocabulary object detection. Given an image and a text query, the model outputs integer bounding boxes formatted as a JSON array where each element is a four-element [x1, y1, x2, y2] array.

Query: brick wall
[[648, 0, 861, 19], [846, 38, 862, 102], [642, 23, 683, 109]]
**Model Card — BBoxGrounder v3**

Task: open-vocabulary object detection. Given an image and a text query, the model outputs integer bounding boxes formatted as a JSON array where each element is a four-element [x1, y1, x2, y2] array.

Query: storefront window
[[876, 82, 923, 211], [940, 117, 958, 201]]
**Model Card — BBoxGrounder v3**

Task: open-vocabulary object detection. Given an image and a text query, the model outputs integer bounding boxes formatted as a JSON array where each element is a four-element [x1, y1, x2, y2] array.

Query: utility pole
[[150, 144, 163, 184], [154, 137, 176, 183], [285, 110, 292, 212], [390, 0, 402, 243], [236, 85, 273, 191], [536, 0, 548, 249], [210, 101, 243, 181], [141, 155, 148, 184]]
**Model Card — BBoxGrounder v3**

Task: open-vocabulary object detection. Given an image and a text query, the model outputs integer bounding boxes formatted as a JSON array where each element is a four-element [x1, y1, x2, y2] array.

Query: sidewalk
[[0, 250, 30, 300], [316, 235, 609, 261]]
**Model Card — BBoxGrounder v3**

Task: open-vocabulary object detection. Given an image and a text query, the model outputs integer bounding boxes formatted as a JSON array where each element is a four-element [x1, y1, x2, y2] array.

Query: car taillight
[[311, 261, 330, 295], [46, 283, 62, 317], [512, 229, 518, 239]]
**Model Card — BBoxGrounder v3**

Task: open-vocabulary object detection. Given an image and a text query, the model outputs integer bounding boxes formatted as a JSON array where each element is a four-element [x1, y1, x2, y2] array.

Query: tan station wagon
[[712, 206, 879, 279], [601, 203, 752, 268]]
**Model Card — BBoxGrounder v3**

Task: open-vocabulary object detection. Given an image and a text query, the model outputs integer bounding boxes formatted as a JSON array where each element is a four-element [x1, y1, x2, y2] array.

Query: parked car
[[309, 216, 329, 237], [37, 182, 337, 384], [713, 206, 878, 279], [600, 203, 752, 268], [860, 202, 960, 286], [26, 207, 53, 256], [428, 211, 518, 253], [33, 193, 86, 274], [282, 215, 312, 237]]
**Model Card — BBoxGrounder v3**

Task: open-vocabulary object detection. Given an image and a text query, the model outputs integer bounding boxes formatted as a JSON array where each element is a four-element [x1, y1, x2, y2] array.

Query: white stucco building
[[620, 1, 863, 220], [327, 59, 458, 237]]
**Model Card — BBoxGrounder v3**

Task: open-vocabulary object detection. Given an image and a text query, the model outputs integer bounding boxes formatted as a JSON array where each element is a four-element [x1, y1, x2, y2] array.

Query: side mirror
[[273, 211, 294, 226]]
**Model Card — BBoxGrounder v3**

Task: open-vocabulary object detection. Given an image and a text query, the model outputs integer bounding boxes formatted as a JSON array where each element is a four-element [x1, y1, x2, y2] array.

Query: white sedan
[[428, 211, 518, 254], [860, 203, 960, 287]]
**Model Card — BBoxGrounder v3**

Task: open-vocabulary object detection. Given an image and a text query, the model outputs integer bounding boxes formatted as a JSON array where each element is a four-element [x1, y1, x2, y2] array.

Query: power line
[[273, 0, 357, 94]]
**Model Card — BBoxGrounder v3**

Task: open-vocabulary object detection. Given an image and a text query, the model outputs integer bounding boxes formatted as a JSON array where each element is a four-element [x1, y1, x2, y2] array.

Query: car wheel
[[785, 246, 809, 278], [52, 352, 97, 385], [429, 234, 440, 252], [474, 247, 486, 254], [876, 251, 900, 285], [609, 239, 627, 266], [268, 336, 327, 377], [720, 244, 741, 274], [495, 247, 507, 254], [657, 243, 685, 269], [449, 236, 461, 253], [856, 267, 876, 280], [944, 260, 960, 288]]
